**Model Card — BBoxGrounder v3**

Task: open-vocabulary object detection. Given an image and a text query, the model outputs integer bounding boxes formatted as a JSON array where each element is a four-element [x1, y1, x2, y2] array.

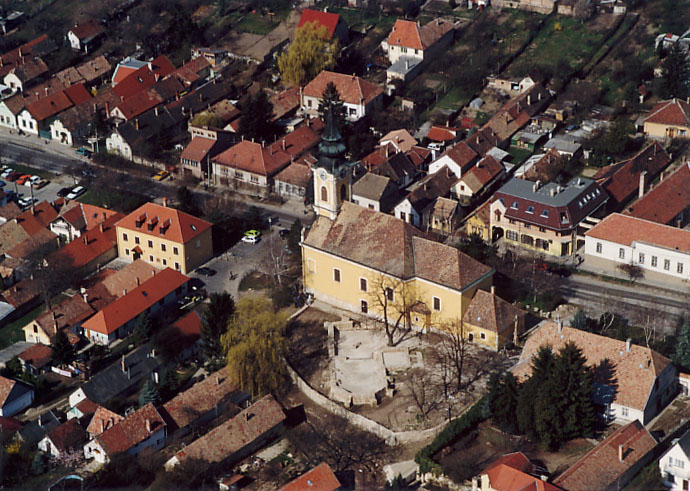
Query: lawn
[[329, 7, 396, 32], [2, 162, 57, 180], [233, 8, 290, 35], [239, 271, 273, 291], [507, 147, 533, 165], [78, 187, 147, 214], [0, 304, 46, 350], [436, 86, 472, 110]]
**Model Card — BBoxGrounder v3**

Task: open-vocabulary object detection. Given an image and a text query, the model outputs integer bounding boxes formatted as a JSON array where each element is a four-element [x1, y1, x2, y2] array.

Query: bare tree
[[407, 368, 439, 420], [617, 262, 644, 282], [367, 274, 418, 346], [631, 304, 670, 347], [437, 318, 469, 393]]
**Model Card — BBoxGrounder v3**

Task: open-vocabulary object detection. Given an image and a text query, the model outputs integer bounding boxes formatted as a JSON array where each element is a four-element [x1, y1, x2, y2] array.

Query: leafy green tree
[[660, 43, 690, 100], [457, 233, 498, 264], [318, 82, 345, 131], [277, 22, 339, 86], [238, 91, 275, 142], [222, 297, 289, 396], [191, 111, 222, 128], [132, 312, 153, 346], [201, 292, 236, 359], [139, 379, 161, 407], [673, 323, 690, 370], [517, 346, 554, 438], [51, 329, 75, 366]]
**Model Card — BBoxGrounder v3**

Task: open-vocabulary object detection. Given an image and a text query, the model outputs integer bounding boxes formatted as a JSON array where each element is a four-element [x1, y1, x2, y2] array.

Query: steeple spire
[[315, 107, 346, 171]]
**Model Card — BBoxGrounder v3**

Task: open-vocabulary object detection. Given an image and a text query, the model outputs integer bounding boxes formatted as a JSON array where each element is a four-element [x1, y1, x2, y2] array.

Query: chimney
[[618, 444, 625, 462], [105, 101, 110, 115], [136, 277, 140, 286], [527, 94, 531, 106], [99, 223, 104, 233], [38, 415, 42, 427], [216, 375, 220, 386], [490, 285, 495, 295], [121, 355, 126, 372], [282, 139, 286, 151], [101, 419, 105, 433], [638, 171, 647, 199], [123, 288, 127, 296], [626, 338, 631, 352], [162, 197, 167, 207], [513, 315, 519, 346], [83, 236, 87, 244], [146, 419, 151, 433], [135, 119, 139, 131], [83, 293, 88, 304], [557, 317, 563, 333], [154, 106, 158, 116], [405, 59, 409, 70]]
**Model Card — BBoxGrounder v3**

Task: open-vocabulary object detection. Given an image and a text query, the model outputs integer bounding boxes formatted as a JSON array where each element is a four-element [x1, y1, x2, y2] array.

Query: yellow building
[[301, 202, 494, 331], [464, 200, 492, 242], [115, 202, 213, 274], [643, 98, 690, 140], [461, 288, 526, 351]]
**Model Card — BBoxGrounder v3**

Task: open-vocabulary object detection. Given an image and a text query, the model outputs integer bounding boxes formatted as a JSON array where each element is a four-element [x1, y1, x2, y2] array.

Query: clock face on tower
[[319, 170, 327, 181]]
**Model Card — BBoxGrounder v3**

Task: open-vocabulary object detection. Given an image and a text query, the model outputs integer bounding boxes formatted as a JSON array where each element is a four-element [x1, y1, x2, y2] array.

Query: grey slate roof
[[353, 173, 393, 201], [17, 410, 60, 445], [497, 176, 597, 207]]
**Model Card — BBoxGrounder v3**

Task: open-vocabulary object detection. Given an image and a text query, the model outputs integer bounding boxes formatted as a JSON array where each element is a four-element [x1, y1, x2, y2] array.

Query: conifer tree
[[517, 346, 554, 438], [318, 82, 345, 130], [51, 329, 75, 366], [201, 292, 235, 359], [139, 379, 161, 407], [674, 323, 690, 370]]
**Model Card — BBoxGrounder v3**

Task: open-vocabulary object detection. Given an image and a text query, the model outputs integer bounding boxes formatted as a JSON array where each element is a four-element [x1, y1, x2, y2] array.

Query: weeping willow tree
[[277, 21, 340, 86], [221, 297, 289, 397]]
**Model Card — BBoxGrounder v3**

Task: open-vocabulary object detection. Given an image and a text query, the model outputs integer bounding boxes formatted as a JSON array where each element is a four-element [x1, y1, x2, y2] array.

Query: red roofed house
[[165, 394, 286, 471], [180, 136, 231, 180], [83, 403, 166, 464], [0, 375, 33, 417], [428, 140, 479, 179], [17, 343, 53, 375], [50, 203, 122, 243], [452, 155, 505, 204], [2, 57, 49, 94], [67, 20, 104, 52], [644, 98, 690, 140], [624, 160, 690, 227], [512, 320, 676, 424], [593, 142, 671, 212], [280, 462, 342, 491], [167, 310, 204, 362], [274, 161, 313, 199], [85, 405, 124, 439], [112, 55, 176, 101], [111, 57, 148, 86], [426, 125, 462, 145], [115, 202, 213, 274], [584, 212, 690, 287], [462, 288, 526, 351], [553, 421, 657, 491], [80, 267, 190, 345], [301, 71, 383, 122], [475, 452, 561, 491], [17, 83, 91, 138], [38, 418, 87, 458], [297, 9, 349, 44]]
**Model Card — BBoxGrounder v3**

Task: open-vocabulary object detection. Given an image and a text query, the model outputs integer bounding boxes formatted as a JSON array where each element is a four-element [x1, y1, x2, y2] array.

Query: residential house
[[22, 293, 95, 345], [274, 161, 313, 199], [50, 203, 121, 243], [161, 369, 246, 437], [301, 71, 383, 121], [61, 54, 111, 86], [474, 452, 561, 491], [270, 86, 301, 123], [515, 148, 562, 181], [482, 84, 551, 146], [465, 127, 503, 157], [624, 161, 690, 227], [83, 403, 166, 464], [486, 74, 539, 97], [280, 463, 342, 491], [169, 56, 211, 89], [115, 202, 212, 274], [180, 137, 230, 180], [165, 394, 286, 471], [452, 155, 505, 204], [660, 427, 690, 490], [0, 77, 67, 130], [85, 405, 124, 439], [67, 20, 104, 52], [584, 213, 690, 287], [3, 58, 49, 94], [111, 57, 148, 85], [0, 375, 33, 417], [429, 140, 479, 179], [428, 197, 461, 234], [554, 421, 656, 490], [593, 142, 671, 212], [190, 47, 228, 68], [50, 89, 119, 146], [461, 288, 526, 350], [644, 98, 690, 140], [491, 176, 608, 256], [168, 310, 204, 362], [301, 201, 494, 330], [543, 136, 582, 157], [510, 129, 547, 151], [379, 129, 417, 154], [17, 344, 52, 375], [0, 11, 25, 36], [38, 418, 87, 458], [17, 410, 60, 445], [69, 343, 162, 406], [297, 9, 349, 44], [112, 55, 176, 101], [0, 35, 56, 81], [513, 320, 676, 424], [370, 151, 419, 189], [464, 200, 492, 242], [17, 83, 91, 138], [80, 267, 189, 345], [426, 125, 462, 146], [352, 173, 400, 213], [384, 19, 455, 83], [393, 167, 456, 228], [66, 398, 99, 422]]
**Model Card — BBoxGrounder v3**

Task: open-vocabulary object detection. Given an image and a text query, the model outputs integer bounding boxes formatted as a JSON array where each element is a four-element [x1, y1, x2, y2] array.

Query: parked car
[[33, 179, 48, 189], [1, 168, 13, 179], [153, 170, 170, 181], [243, 229, 261, 238], [75, 147, 92, 157], [196, 267, 216, 276], [17, 197, 38, 210], [57, 187, 71, 197], [66, 186, 86, 200], [16, 174, 31, 185], [241, 235, 260, 244], [5, 172, 21, 182]]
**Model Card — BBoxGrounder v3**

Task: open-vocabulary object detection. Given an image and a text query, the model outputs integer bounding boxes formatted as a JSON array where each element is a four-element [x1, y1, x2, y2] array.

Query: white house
[[301, 71, 383, 122], [0, 97, 21, 129], [105, 129, 133, 160], [38, 419, 87, 458], [585, 213, 690, 287], [428, 140, 478, 179], [16, 108, 39, 135], [0, 376, 34, 417], [67, 20, 104, 52], [660, 428, 690, 490]]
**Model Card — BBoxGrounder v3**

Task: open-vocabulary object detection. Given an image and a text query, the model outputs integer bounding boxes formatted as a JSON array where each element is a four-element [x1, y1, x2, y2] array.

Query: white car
[[1, 168, 13, 179], [241, 235, 259, 244], [24, 175, 40, 187], [17, 197, 38, 210], [66, 186, 86, 200]]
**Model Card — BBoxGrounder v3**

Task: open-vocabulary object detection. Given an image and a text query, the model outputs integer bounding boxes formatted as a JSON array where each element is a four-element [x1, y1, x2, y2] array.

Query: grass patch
[[4, 163, 57, 180], [239, 271, 273, 291], [507, 147, 533, 165], [77, 188, 147, 214], [329, 7, 396, 31], [0, 304, 46, 350], [436, 86, 471, 110]]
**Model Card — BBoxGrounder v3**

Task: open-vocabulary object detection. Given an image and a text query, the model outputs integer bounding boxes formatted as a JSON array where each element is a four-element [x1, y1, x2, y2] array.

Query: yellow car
[[153, 170, 170, 181]]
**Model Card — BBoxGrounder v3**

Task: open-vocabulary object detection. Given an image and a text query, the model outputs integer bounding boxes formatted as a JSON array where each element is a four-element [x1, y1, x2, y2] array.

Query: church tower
[[312, 108, 351, 220]]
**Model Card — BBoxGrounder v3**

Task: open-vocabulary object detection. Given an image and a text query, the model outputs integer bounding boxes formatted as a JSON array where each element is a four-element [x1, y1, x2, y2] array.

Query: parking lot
[[0, 167, 85, 210]]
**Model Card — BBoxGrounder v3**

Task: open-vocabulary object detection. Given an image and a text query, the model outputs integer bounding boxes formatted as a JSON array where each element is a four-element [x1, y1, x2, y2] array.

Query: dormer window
[[541, 210, 549, 218], [526, 206, 534, 214], [511, 201, 518, 209], [560, 212, 569, 224]]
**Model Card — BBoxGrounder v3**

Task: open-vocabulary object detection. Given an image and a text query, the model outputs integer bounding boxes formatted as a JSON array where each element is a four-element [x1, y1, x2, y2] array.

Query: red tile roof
[[32, 294, 96, 340], [387, 19, 455, 51], [483, 452, 561, 491], [87, 405, 124, 437], [25, 84, 91, 122], [427, 125, 460, 142], [459, 155, 504, 192], [81, 268, 188, 335], [593, 142, 671, 209], [586, 212, 690, 253], [298, 9, 343, 39], [95, 403, 165, 456], [171, 56, 210, 86], [512, 321, 671, 412], [116, 202, 212, 244], [45, 418, 87, 453], [75, 398, 99, 417], [624, 162, 690, 225], [18, 344, 52, 369], [462, 289, 526, 335], [16, 201, 58, 236], [112, 55, 176, 101], [169, 310, 202, 350], [274, 162, 312, 188], [644, 98, 690, 126], [181, 137, 216, 163], [554, 421, 656, 491], [303, 71, 383, 107], [69, 20, 104, 42], [113, 88, 163, 120], [440, 140, 479, 171], [56, 203, 121, 232], [213, 140, 291, 177], [280, 462, 342, 491], [48, 212, 121, 269]]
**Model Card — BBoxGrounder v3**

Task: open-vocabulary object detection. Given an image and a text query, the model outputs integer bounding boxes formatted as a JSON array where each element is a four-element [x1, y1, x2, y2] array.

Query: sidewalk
[[0, 125, 90, 164], [575, 262, 689, 300]]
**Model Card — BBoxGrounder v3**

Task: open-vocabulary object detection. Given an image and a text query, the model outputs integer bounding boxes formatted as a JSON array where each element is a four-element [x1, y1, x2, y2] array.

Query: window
[[360, 278, 367, 292], [33, 325, 38, 333], [526, 206, 534, 214], [321, 186, 328, 203], [638, 253, 644, 264], [511, 201, 518, 209], [125, 248, 130, 255], [307, 99, 312, 108], [122, 233, 128, 241], [541, 210, 549, 218], [162, 259, 167, 266], [385, 287, 394, 302], [135, 236, 140, 244], [149, 255, 154, 262], [161, 243, 166, 252], [619, 248, 625, 259], [671, 457, 685, 469], [521, 234, 534, 246], [196, 240, 201, 248], [433, 296, 441, 311], [174, 262, 180, 271], [333, 268, 341, 283], [361, 300, 368, 313], [596, 242, 602, 254], [349, 108, 356, 116], [524, 223, 531, 229], [506, 230, 519, 241], [664, 259, 671, 271], [235, 171, 244, 180], [401, 47, 408, 53], [652, 256, 658, 267], [539, 227, 546, 232], [307, 259, 315, 272], [679, 263, 684, 274], [250, 175, 259, 183], [508, 218, 516, 225], [173, 247, 179, 255], [560, 212, 569, 224], [621, 407, 629, 417], [148, 240, 153, 248]]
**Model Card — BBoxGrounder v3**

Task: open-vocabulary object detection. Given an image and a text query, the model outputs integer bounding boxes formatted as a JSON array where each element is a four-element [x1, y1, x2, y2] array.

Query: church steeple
[[315, 107, 346, 172]]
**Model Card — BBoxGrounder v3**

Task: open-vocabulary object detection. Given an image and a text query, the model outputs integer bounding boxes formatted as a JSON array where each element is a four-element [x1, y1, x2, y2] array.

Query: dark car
[[279, 228, 290, 239], [547, 266, 572, 278], [196, 267, 216, 277], [57, 187, 72, 197], [6, 171, 22, 182]]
